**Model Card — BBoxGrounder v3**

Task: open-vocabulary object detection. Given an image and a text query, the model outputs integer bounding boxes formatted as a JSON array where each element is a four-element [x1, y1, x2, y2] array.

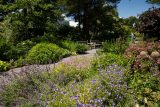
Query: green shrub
[[0, 60, 9, 72], [59, 48, 72, 58], [94, 53, 132, 69], [128, 71, 160, 106], [60, 41, 77, 52], [31, 33, 60, 44], [0, 39, 12, 61], [60, 41, 89, 54], [102, 38, 129, 54], [7, 40, 36, 60], [26, 43, 71, 64], [76, 43, 89, 54], [14, 57, 26, 68]]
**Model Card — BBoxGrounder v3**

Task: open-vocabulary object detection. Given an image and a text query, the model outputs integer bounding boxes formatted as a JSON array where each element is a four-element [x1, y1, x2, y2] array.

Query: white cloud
[[69, 21, 78, 27]]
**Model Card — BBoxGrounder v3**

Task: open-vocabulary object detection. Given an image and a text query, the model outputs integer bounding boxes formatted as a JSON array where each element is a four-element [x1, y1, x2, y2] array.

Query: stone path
[[0, 49, 98, 90]]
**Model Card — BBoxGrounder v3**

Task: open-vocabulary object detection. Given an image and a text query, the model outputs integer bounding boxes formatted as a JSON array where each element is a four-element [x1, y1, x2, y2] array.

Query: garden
[[0, 0, 160, 107]]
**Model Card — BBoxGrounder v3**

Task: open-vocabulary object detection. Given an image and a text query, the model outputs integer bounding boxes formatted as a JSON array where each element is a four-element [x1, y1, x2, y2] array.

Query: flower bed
[[124, 41, 160, 72]]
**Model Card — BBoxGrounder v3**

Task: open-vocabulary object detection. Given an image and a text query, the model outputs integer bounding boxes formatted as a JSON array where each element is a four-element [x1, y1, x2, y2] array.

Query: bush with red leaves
[[136, 8, 160, 40]]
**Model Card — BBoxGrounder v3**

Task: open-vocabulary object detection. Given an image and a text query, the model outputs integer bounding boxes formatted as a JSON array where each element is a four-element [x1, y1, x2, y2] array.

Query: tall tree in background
[[64, 0, 120, 41], [123, 16, 138, 27], [0, 0, 62, 43], [146, 0, 160, 4]]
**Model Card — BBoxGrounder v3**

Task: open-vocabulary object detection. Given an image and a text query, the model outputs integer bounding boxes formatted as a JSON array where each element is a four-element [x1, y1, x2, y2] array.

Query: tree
[[0, 0, 62, 43], [146, 0, 160, 4], [63, 0, 121, 41], [136, 8, 160, 39], [123, 16, 138, 27]]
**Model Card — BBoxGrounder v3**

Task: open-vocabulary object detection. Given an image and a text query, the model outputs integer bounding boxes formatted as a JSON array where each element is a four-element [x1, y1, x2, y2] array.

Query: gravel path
[[0, 49, 98, 89]]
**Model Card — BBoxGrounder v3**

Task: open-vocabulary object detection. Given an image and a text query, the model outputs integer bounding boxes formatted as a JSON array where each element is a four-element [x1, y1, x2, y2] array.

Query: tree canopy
[[123, 16, 138, 27], [0, 0, 62, 43], [146, 0, 160, 4], [136, 7, 160, 39], [63, 0, 121, 40]]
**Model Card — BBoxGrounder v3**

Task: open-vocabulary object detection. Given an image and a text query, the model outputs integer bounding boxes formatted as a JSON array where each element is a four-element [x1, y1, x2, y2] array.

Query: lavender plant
[[89, 64, 136, 106], [46, 64, 136, 107]]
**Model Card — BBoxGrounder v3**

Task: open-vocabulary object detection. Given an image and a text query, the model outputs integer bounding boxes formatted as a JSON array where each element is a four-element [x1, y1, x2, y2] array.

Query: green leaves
[[146, 0, 160, 4], [64, 0, 121, 40], [0, 60, 9, 72], [26, 43, 71, 64], [0, 0, 62, 44]]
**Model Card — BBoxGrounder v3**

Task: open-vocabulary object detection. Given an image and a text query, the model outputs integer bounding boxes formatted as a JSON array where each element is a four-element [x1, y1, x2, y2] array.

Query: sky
[[68, 0, 160, 26], [117, 0, 159, 18]]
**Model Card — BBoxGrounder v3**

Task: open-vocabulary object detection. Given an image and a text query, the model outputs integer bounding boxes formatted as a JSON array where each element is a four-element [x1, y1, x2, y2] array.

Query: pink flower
[[157, 58, 160, 64]]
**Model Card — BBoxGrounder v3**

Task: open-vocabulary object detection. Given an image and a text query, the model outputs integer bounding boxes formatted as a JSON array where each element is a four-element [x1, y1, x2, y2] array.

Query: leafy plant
[[0, 60, 9, 72], [26, 43, 71, 64], [60, 41, 77, 53], [60, 41, 89, 54], [128, 71, 160, 106], [102, 37, 129, 54], [0, 39, 12, 61], [94, 53, 131, 69], [7, 40, 36, 60], [124, 41, 160, 72], [76, 43, 89, 54]]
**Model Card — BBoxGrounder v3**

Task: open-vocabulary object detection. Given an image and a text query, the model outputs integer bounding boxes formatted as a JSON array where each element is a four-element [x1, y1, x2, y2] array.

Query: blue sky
[[117, 0, 159, 18]]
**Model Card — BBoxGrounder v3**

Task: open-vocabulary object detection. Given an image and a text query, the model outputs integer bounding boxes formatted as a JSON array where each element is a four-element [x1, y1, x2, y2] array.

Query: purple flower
[[90, 80, 97, 84], [89, 99, 93, 103], [77, 103, 85, 107], [51, 84, 58, 91]]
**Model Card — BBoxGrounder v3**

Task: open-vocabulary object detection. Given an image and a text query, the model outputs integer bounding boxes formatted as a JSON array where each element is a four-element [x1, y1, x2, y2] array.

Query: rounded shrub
[[60, 41, 77, 52], [0, 60, 9, 72], [26, 43, 71, 64], [76, 43, 89, 54]]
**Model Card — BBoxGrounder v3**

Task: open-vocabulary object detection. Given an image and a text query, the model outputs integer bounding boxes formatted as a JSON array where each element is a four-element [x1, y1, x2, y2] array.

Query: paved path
[[0, 49, 98, 90]]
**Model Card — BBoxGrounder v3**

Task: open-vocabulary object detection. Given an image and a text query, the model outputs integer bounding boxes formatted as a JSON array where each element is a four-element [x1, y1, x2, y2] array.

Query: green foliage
[[59, 48, 72, 58], [102, 37, 129, 54], [31, 33, 60, 44], [0, 49, 159, 106], [0, 62, 96, 106], [60, 41, 89, 54], [97, 18, 132, 41], [52, 63, 96, 86], [64, 0, 121, 40], [94, 53, 131, 69], [146, 0, 160, 4], [76, 43, 89, 54], [60, 41, 77, 52], [0, 0, 62, 43], [0, 72, 50, 106], [0, 60, 9, 72], [128, 71, 160, 106], [57, 25, 79, 40], [124, 16, 138, 27], [26, 43, 71, 64], [14, 57, 25, 68], [0, 38, 12, 61], [7, 40, 36, 60]]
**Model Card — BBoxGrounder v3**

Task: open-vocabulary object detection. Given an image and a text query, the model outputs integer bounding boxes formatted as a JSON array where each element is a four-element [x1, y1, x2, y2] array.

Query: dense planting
[[26, 43, 71, 64], [60, 41, 89, 54], [0, 0, 160, 106], [1, 45, 160, 106], [0, 60, 9, 72]]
